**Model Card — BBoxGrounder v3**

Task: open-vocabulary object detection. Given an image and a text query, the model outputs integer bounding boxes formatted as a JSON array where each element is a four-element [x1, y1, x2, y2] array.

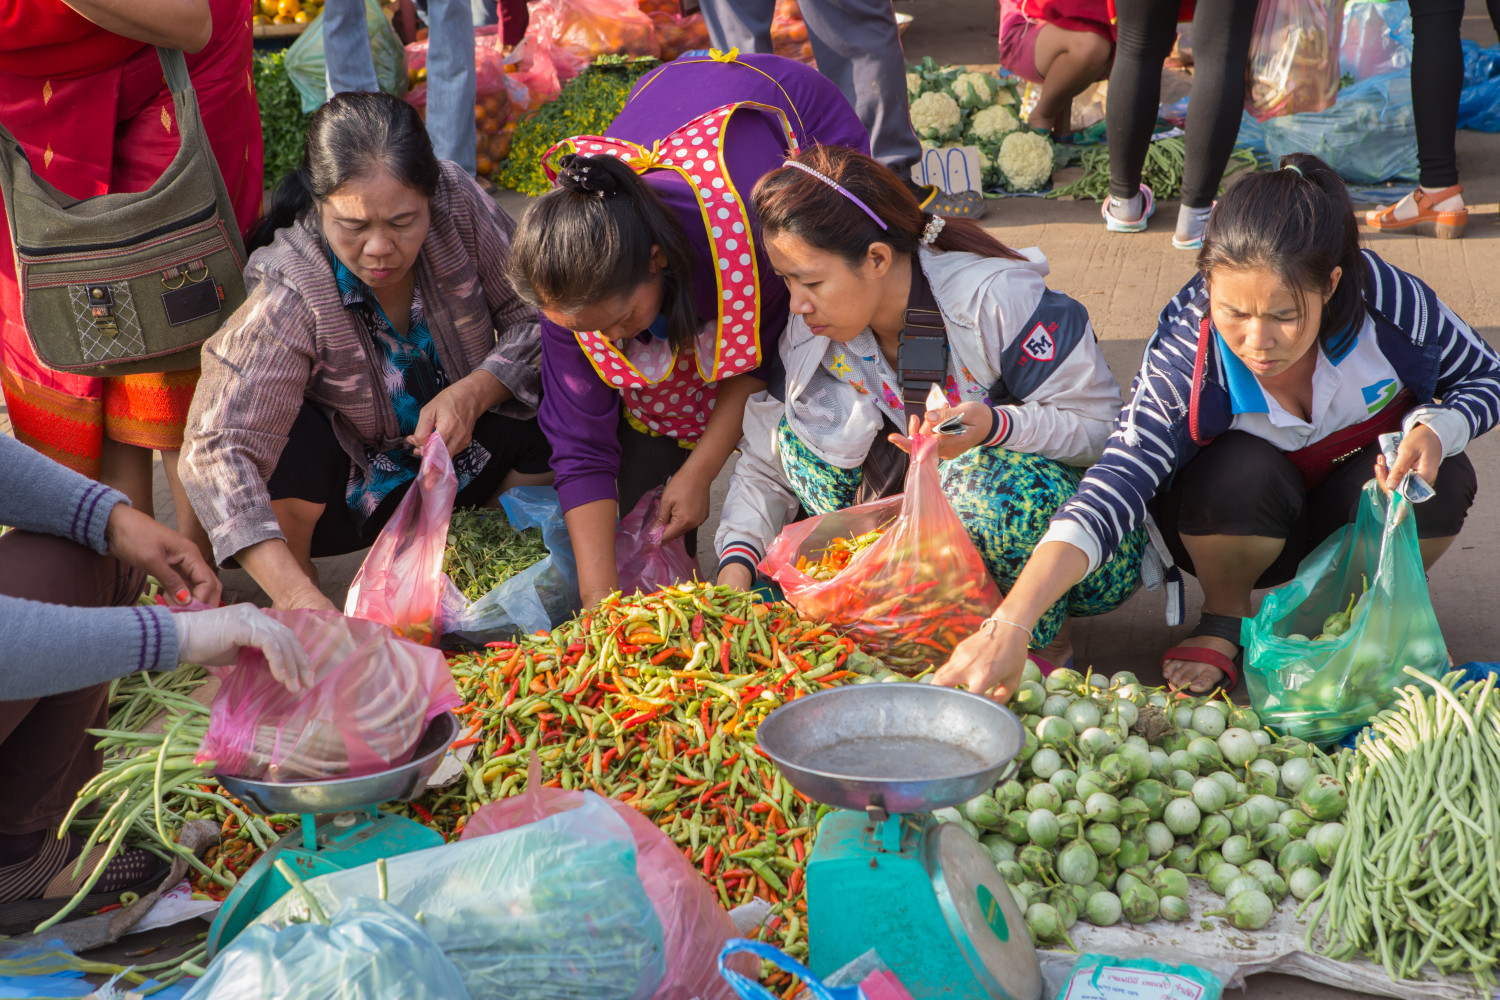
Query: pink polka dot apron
[[543, 100, 800, 441]]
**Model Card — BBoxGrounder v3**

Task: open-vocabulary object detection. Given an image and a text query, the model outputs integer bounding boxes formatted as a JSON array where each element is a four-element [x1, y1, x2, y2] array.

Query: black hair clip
[[557, 153, 619, 197]]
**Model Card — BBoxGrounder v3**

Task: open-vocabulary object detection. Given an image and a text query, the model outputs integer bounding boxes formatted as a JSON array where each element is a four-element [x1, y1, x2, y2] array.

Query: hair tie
[[920, 214, 946, 246], [557, 153, 619, 197], [781, 159, 888, 230], [1281, 163, 1304, 178]]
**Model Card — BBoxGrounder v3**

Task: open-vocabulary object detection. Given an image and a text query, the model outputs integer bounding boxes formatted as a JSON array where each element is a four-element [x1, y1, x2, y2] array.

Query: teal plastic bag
[[1243, 481, 1446, 744], [284, 0, 409, 114], [1053, 954, 1222, 1000]]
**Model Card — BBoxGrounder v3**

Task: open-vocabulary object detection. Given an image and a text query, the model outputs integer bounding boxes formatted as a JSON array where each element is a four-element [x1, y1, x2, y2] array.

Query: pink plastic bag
[[515, 4, 591, 104], [1244, 0, 1343, 121], [460, 755, 746, 1000], [404, 25, 513, 112], [345, 431, 453, 646], [196, 609, 462, 782], [615, 486, 699, 596]]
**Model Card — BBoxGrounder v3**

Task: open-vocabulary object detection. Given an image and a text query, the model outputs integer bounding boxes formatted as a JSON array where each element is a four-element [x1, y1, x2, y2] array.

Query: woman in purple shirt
[[509, 52, 868, 606]]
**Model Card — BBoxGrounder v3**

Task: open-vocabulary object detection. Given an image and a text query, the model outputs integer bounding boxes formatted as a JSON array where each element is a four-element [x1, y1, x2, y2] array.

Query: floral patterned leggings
[[777, 418, 1145, 648]]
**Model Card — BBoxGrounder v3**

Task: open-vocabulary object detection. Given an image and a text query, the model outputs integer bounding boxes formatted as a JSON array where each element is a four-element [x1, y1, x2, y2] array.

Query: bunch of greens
[[499, 56, 660, 197], [444, 508, 549, 603], [253, 50, 314, 186]]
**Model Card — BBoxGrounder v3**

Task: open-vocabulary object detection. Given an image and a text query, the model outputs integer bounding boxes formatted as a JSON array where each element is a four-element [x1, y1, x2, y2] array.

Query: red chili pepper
[[409, 801, 435, 824], [450, 736, 483, 748], [699, 779, 731, 805], [620, 708, 663, 731], [721, 614, 749, 627], [702, 845, 715, 877], [720, 639, 731, 672], [691, 613, 704, 641], [486, 640, 518, 650]]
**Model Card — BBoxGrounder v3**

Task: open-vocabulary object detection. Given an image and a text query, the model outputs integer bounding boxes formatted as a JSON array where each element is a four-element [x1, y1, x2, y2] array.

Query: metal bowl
[[215, 712, 459, 816], [756, 685, 1024, 814]]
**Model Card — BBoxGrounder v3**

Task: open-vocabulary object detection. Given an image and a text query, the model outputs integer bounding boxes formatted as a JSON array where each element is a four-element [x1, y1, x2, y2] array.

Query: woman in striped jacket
[[934, 153, 1500, 700]]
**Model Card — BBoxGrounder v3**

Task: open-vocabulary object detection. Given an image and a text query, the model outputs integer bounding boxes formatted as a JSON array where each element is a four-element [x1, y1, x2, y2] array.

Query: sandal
[[1366, 184, 1468, 240], [916, 185, 989, 220], [0, 831, 168, 934], [1102, 184, 1154, 234], [1161, 611, 1242, 694]]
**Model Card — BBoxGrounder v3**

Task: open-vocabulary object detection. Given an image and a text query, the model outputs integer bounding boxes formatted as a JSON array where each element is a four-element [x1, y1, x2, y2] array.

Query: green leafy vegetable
[[253, 50, 315, 187]]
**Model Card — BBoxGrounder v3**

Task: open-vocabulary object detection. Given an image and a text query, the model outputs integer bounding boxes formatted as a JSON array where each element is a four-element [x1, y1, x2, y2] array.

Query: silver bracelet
[[980, 616, 1034, 643]]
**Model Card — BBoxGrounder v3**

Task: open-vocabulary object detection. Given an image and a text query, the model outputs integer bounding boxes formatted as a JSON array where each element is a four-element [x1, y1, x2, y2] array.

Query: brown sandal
[[1162, 612, 1242, 694], [1366, 184, 1468, 240]]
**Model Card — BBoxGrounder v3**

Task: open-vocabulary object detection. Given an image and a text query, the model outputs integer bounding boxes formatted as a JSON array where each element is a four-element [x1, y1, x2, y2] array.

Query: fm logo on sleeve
[[1022, 324, 1056, 362]]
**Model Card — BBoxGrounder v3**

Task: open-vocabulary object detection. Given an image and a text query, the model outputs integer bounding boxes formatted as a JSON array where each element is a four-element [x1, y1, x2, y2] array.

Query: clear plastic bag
[[255, 794, 666, 1000], [440, 486, 582, 649], [196, 609, 462, 781], [461, 756, 742, 1000], [1339, 0, 1411, 83], [1243, 482, 1448, 745], [183, 898, 470, 1000], [1245, 0, 1343, 121], [345, 431, 454, 645], [616, 486, 701, 596], [1051, 953, 1223, 1000], [284, 0, 409, 114], [1261, 70, 1417, 183], [760, 428, 1002, 674]]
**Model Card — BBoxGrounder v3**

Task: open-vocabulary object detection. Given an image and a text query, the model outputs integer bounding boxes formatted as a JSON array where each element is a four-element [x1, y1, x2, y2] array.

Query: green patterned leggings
[[777, 419, 1144, 648]]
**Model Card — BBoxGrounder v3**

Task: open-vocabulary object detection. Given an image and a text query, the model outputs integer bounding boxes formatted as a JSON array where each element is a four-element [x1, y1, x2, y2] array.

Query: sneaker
[[1102, 184, 1154, 234], [1366, 184, 1468, 240]]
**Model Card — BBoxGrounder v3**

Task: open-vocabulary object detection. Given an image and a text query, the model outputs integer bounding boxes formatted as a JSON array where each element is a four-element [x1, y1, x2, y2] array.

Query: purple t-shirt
[[540, 53, 870, 514]]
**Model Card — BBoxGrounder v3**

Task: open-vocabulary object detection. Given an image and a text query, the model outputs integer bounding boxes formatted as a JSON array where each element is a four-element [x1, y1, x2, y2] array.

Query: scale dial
[[925, 822, 1043, 1000]]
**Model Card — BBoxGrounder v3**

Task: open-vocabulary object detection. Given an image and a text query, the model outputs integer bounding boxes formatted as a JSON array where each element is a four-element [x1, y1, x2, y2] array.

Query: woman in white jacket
[[715, 145, 1143, 666]]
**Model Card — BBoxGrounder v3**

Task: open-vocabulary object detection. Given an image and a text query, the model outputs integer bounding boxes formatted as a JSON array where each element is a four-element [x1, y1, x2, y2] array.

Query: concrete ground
[[7, 3, 1499, 995]]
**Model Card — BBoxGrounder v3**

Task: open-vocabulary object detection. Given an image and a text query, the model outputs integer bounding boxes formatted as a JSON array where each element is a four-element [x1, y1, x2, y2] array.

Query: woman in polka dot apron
[[508, 52, 869, 607], [715, 146, 1145, 671]]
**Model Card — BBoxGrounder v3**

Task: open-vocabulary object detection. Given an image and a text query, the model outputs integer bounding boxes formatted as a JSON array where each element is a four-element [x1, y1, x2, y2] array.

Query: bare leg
[[1029, 25, 1113, 135], [98, 440, 155, 518], [1419, 535, 1456, 569], [159, 449, 214, 566], [270, 497, 324, 588], [1163, 533, 1285, 692]]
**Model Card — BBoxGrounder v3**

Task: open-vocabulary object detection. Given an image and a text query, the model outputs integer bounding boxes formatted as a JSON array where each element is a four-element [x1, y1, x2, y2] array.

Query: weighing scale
[[204, 711, 458, 957], [756, 685, 1042, 1000]]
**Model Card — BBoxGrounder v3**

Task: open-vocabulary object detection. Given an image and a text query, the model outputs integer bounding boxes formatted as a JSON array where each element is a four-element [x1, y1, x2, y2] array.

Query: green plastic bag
[[1053, 953, 1223, 1000], [284, 0, 408, 115], [1243, 481, 1447, 744]]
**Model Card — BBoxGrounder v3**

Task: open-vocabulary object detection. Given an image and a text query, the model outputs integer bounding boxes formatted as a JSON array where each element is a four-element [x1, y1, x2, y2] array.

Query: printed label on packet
[[1059, 963, 1211, 1000]]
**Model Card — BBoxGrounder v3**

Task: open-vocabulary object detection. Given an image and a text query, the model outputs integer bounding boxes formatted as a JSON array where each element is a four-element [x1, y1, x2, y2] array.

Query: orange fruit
[[477, 155, 494, 175], [293, 10, 309, 22], [276, 0, 300, 17]]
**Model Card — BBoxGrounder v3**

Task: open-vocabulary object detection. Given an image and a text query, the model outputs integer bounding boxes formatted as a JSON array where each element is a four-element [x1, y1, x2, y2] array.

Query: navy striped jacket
[[1045, 250, 1500, 582]]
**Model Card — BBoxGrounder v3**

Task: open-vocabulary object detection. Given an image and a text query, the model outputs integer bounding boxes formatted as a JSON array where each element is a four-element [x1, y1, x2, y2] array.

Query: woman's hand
[[934, 618, 1031, 703], [656, 460, 713, 542], [1376, 423, 1443, 494], [105, 503, 221, 607], [717, 562, 754, 593], [277, 582, 338, 613], [408, 373, 508, 456], [888, 402, 994, 460], [173, 604, 314, 692]]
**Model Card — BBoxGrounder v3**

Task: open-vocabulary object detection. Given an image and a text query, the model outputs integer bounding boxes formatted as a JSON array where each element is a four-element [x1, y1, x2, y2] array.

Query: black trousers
[[1157, 430, 1477, 590], [1408, 0, 1500, 189], [1106, 0, 1258, 207], [267, 402, 552, 557]]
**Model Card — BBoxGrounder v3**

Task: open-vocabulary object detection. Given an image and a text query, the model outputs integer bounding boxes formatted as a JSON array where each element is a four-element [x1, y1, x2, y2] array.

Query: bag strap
[[718, 939, 856, 1000], [896, 258, 947, 420], [155, 46, 193, 95]]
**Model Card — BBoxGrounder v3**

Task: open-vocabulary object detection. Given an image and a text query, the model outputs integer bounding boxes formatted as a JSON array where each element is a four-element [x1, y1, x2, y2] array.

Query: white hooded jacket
[[715, 245, 1123, 574]]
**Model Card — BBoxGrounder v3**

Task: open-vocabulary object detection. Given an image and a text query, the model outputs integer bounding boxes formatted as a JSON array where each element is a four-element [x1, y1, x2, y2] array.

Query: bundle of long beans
[[1300, 667, 1500, 991], [391, 583, 888, 983]]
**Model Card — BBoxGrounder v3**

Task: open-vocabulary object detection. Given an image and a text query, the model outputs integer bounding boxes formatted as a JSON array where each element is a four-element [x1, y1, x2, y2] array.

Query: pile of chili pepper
[[793, 527, 888, 582], [397, 582, 884, 974]]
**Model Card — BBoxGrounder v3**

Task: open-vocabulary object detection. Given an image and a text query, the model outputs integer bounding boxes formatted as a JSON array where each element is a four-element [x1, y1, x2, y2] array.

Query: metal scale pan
[[755, 683, 1024, 815]]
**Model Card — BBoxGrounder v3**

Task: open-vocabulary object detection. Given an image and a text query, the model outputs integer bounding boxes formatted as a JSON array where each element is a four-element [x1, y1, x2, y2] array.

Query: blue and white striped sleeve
[[1038, 284, 1205, 574], [1365, 253, 1500, 457]]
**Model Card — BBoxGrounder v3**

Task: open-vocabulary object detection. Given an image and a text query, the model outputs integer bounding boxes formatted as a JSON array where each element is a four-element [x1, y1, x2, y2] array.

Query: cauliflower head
[[951, 71, 995, 110], [970, 104, 1021, 144], [998, 130, 1054, 191], [906, 72, 923, 99], [909, 91, 963, 142]]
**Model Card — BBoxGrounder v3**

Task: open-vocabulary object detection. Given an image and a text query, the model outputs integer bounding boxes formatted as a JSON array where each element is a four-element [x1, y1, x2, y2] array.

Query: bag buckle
[[87, 285, 119, 336], [161, 260, 208, 290]]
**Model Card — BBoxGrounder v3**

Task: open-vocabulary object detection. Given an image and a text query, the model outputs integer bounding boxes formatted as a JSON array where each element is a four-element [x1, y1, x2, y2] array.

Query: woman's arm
[[934, 541, 1090, 700], [568, 499, 622, 608], [235, 538, 335, 611], [62, 0, 211, 51], [657, 372, 764, 541], [714, 390, 800, 589]]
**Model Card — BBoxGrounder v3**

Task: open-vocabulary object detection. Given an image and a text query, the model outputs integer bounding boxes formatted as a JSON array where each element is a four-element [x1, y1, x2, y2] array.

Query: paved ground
[[9, 3, 1500, 995]]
